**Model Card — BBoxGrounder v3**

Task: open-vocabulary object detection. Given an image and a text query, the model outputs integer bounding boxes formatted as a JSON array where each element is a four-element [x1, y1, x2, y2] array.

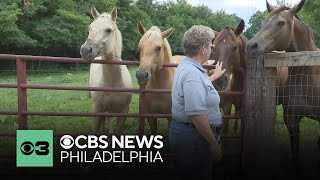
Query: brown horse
[[136, 21, 174, 134], [246, 0, 319, 160], [212, 19, 247, 134]]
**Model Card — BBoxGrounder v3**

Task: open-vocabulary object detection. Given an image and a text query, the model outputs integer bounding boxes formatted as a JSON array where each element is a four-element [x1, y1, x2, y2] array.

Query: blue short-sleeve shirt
[[171, 57, 222, 125]]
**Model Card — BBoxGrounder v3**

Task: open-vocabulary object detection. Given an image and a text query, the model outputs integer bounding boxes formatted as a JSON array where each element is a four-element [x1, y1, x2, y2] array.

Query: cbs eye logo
[[60, 135, 74, 149], [20, 141, 49, 156]]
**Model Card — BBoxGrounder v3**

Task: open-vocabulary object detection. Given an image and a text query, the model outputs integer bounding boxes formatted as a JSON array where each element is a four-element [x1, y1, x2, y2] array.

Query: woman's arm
[[191, 114, 221, 162], [191, 114, 217, 145]]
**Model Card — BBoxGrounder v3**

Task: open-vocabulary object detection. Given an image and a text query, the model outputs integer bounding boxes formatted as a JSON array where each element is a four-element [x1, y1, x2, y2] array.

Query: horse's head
[[212, 19, 245, 89], [246, 0, 306, 57], [136, 21, 173, 85], [80, 6, 121, 61]]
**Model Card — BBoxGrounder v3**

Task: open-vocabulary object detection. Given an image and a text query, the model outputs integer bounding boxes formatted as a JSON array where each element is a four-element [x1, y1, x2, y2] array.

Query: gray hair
[[183, 25, 215, 57]]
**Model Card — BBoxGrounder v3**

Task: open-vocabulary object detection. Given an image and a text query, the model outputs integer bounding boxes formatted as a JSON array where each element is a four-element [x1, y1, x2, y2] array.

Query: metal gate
[[0, 54, 245, 176]]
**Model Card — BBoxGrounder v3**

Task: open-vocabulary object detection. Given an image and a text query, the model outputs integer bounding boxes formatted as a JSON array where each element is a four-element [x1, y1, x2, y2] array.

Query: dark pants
[[169, 119, 213, 180]]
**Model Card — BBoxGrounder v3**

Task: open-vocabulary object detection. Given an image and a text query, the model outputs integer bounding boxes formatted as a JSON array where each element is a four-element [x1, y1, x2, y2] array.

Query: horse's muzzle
[[136, 70, 150, 85], [80, 41, 97, 61]]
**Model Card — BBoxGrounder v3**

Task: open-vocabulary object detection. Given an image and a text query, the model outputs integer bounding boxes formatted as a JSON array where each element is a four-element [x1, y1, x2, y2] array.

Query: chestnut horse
[[212, 19, 247, 134], [80, 6, 132, 134], [136, 21, 174, 134], [246, 0, 320, 160]]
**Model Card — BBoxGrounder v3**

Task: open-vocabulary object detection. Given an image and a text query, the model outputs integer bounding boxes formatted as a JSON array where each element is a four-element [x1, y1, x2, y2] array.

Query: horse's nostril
[[250, 42, 258, 50], [143, 72, 148, 78]]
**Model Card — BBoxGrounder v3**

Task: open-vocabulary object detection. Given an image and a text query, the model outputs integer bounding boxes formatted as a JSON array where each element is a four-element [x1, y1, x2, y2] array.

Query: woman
[[169, 25, 225, 180]]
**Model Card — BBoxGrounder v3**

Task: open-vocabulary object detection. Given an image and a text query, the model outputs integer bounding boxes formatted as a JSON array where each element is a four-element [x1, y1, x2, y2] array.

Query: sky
[[158, 0, 301, 29]]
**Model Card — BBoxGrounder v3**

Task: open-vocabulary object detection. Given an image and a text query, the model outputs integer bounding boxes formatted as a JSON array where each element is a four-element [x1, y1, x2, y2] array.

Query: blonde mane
[[163, 38, 175, 64]]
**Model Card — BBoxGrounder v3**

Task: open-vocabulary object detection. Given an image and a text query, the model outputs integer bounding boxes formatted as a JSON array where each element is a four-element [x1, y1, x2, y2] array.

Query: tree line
[[0, 0, 239, 62], [0, 0, 319, 70]]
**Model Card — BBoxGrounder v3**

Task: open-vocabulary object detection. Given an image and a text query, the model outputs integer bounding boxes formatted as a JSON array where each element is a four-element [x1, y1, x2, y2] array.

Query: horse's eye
[[277, 21, 285, 26], [233, 45, 238, 52], [105, 28, 112, 33], [155, 46, 162, 52]]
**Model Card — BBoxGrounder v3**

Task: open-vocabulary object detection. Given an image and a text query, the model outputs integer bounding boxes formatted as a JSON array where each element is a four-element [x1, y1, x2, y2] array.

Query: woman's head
[[183, 25, 215, 57]]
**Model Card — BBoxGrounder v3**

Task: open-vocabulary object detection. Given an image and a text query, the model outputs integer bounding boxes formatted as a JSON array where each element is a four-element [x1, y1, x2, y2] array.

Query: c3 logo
[[16, 130, 53, 167], [20, 141, 50, 155]]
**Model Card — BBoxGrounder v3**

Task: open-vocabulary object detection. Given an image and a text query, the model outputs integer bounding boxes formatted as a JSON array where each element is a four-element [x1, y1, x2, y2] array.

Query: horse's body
[[80, 6, 132, 134], [246, 0, 320, 160], [136, 22, 174, 134], [212, 19, 247, 134]]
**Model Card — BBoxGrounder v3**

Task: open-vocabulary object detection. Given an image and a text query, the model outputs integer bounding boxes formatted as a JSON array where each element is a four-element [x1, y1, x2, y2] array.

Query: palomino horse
[[80, 6, 132, 134], [212, 19, 247, 134], [246, 0, 319, 160], [136, 21, 174, 134]]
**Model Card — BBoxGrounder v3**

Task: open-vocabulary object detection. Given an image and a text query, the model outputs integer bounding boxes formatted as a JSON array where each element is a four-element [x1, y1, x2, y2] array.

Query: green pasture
[[0, 66, 319, 160], [0, 66, 171, 135]]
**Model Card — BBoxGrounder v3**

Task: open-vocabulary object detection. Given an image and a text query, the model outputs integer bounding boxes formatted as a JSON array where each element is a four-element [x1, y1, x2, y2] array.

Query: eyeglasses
[[203, 44, 215, 51]]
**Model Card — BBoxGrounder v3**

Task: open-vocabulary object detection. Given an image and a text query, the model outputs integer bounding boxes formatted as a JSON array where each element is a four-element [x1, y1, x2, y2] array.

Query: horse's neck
[[287, 20, 318, 74], [101, 53, 123, 83], [289, 20, 318, 52], [101, 28, 123, 84]]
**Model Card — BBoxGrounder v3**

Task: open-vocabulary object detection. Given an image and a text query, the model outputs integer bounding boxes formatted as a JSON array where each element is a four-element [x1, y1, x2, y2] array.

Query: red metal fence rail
[[0, 53, 245, 141]]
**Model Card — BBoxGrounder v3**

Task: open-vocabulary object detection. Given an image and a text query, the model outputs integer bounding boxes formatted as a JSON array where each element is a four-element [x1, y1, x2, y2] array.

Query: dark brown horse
[[212, 19, 247, 134], [246, 0, 320, 160]]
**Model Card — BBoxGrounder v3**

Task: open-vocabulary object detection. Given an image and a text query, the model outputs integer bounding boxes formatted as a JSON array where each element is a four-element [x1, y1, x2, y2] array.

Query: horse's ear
[[235, 19, 245, 36], [91, 6, 100, 19], [289, 0, 305, 14], [111, 6, 117, 22], [137, 21, 146, 36], [266, 0, 274, 13], [161, 27, 173, 39]]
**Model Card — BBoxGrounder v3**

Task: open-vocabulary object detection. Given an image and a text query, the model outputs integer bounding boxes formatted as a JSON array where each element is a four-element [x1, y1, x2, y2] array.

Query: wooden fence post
[[243, 55, 278, 177], [16, 58, 28, 129]]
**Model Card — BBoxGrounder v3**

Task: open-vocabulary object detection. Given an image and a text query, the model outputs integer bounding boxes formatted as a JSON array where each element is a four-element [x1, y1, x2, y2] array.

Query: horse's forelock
[[139, 28, 162, 46], [216, 28, 238, 43], [99, 12, 111, 18]]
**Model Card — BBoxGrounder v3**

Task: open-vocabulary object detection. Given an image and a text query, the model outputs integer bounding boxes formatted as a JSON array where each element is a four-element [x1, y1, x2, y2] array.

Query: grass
[[0, 66, 171, 134]]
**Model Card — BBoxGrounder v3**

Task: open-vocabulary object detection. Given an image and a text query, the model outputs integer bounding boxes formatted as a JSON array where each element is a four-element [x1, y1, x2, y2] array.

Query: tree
[[0, 3, 37, 50], [244, 10, 268, 40], [299, 0, 320, 47], [116, 0, 153, 60]]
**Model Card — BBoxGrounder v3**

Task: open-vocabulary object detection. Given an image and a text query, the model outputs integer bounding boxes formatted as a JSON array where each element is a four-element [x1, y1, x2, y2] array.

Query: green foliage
[[116, 0, 153, 60], [244, 10, 268, 40], [299, 0, 320, 47], [34, 9, 90, 49], [0, 0, 243, 63], [0, 3, 37, 48]]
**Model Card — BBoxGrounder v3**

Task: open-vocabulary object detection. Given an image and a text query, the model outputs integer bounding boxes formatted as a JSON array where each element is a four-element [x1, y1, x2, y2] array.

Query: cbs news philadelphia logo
[[16, 130, 53, 167]]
